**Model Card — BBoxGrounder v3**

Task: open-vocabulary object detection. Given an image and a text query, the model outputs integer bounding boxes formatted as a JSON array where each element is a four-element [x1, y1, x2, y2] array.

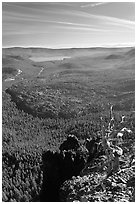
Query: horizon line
[[2, 44, 135, 49]]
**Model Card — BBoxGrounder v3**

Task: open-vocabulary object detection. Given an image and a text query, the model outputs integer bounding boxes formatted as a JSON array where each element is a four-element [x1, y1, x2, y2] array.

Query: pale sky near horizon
[[2, 2, 135, 48]]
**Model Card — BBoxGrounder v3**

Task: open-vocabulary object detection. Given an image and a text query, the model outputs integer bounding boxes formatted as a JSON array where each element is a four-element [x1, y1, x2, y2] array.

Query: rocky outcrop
[[40, 135, 101, 202], [39, 132, 135, 202], [60, 162, 135, 202], [59, 136, 135, 202]]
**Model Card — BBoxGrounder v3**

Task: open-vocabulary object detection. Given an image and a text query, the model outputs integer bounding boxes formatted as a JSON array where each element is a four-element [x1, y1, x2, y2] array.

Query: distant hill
[[125, 48, 135, 58], [105, 54, 123, 60], [3, 46, 134, 58]]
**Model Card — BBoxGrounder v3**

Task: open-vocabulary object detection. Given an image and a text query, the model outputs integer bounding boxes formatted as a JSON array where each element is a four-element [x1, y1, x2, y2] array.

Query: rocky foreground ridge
[[40, 125, 135, 202]]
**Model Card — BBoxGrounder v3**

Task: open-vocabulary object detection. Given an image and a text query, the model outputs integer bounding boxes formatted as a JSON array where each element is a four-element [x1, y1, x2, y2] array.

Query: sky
[[2, 2, 135, 48]]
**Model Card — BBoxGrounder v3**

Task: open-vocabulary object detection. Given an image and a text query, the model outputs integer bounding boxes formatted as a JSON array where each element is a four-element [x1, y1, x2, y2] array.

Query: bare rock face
[[59, 136, 135, 202], [59, 157, 135, 202]]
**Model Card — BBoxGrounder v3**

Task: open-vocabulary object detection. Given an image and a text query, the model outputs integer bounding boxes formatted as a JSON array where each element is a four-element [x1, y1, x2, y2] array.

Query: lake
[[29, 56, 71, 62]]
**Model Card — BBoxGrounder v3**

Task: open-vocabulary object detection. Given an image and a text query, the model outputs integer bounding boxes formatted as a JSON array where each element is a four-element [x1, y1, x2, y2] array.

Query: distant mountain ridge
[[3, 47, 134, 59]]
